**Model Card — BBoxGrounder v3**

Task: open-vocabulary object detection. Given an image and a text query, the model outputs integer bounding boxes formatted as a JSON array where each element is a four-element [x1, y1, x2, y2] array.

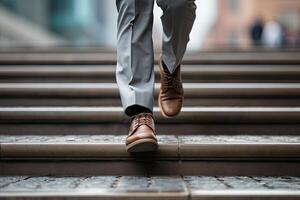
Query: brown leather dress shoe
[[126, 113, 158, 153], [158, 57, 184, 118]]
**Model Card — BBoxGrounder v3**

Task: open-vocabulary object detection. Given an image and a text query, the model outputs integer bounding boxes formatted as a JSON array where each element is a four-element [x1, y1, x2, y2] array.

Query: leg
[[157, 0, 196, 117], [116, 0, 158, 153], [116, 0, 155, 117], [157, 0, 196, 73]]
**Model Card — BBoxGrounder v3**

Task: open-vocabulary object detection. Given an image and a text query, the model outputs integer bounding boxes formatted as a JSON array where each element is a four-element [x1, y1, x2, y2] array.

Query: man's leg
[[116, 0, 158, 153], [116, 0, 155, 117], [157, 0, 196, 117], [157, 0, 196, 73]]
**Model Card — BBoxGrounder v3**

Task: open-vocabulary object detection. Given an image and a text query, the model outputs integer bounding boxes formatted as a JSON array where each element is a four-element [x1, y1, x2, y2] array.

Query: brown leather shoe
[[158, 57, 183, 118], [126, 113, 158, 153]]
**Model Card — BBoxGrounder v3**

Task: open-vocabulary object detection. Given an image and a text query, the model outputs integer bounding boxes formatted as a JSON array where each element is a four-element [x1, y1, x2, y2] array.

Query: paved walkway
[[1, 176, 300, 199]]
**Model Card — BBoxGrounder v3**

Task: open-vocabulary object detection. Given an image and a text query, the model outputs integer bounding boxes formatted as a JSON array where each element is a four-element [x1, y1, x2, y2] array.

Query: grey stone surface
[[183, 176, 228, 190], [0, 176, 187, 193], [252, 176, 300, 190], [178, 135, 300, 144], [0, 135, 178, 144], [0, 176, 28, 188], [76, 176, 116, 190], [116, 176, 186, 192], [1, 176, 300, 193], [184, 176, 300, 190], [1, 177, 87, 192], [216, 176, 269, 190], [2, 135, 300, 144], [1, 135, 299, 161]]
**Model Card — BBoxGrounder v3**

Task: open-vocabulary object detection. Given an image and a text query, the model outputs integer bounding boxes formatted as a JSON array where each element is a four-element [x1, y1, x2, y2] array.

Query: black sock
[[125, 105, 153, 117]]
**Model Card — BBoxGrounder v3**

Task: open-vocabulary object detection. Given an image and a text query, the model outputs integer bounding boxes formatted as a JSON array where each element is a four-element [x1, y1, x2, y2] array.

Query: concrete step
[[0, 176, 299, 200], [1, 83, 300, 107], [1, 135, 300, 176], [1, 107, 300, 135], [3, 98, 300, 107], [1, 107, 300, 124], [1, 83, 300, 97], [1, 135, 299, 160], [2, 123, 300, 135], [1, 65, 300, 83], [0, 51, 299, 64]]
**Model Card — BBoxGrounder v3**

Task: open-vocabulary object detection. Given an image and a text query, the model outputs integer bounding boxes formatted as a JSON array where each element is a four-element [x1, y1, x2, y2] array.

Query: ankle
[[125, 105, 153, 117]]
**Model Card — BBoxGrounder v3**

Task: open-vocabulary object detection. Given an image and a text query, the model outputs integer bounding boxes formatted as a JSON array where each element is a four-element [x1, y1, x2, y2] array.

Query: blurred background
[[0, 0, 299, 52]]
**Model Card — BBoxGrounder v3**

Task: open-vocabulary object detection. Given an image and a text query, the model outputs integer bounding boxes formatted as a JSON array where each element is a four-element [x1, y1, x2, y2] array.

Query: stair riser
[[2, 142, 299, 160], [2, 98, 300, 107], [2, 78, 300, 83], [1, 124, 300, 135], [1, 65, 300, 83], [1, 73, 300, 83], [1, 87, 300, 97], [1, 75, 300, 83], [1, 111, 300, 124], [1, 161, 300, 176]]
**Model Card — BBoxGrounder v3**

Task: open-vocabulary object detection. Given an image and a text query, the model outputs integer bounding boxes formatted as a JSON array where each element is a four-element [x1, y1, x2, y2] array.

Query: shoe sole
[[126, 138, 158, 153]]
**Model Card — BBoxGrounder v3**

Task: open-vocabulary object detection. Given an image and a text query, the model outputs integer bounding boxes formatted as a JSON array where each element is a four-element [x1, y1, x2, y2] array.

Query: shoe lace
[[162, 72, 182, 93], [129, 113, 154, 135]]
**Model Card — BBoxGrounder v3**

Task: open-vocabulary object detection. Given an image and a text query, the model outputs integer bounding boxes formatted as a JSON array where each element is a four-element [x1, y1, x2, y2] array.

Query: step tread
[[2, 83, 300, 88], [2, 106, 300, 111], [1, 83, 300, 97], [1, 65, 300, 73], [1, 106, 300, 124], [1, 65, 300, 79], [1, 51, 299, 64], [1, 135, 299, 160], [1, 176, 299, 199], [2, 65, 299, 83]]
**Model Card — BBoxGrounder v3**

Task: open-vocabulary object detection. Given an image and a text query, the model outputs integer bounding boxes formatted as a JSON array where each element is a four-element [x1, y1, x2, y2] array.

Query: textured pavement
[[0, 176, 300, 200]]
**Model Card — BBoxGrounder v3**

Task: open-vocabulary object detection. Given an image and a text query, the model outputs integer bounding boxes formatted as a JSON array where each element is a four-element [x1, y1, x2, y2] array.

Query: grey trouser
[[116, 0, 196, 116]]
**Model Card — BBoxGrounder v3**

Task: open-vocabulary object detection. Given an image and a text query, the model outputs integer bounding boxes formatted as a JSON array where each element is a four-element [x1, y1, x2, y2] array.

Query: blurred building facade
[[0, 0, 299, 50], [203, 0, 300, 49], [0, 0, 117, 47]]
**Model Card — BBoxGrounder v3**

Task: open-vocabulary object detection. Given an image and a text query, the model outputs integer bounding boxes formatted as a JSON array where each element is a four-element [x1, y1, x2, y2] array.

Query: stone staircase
[[0, 51, 300, 199]]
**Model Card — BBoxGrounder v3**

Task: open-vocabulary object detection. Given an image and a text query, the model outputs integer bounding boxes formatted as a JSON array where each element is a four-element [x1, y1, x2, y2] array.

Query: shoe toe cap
[[126, 125, 156, 145], [160, 99, 182, 117]]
